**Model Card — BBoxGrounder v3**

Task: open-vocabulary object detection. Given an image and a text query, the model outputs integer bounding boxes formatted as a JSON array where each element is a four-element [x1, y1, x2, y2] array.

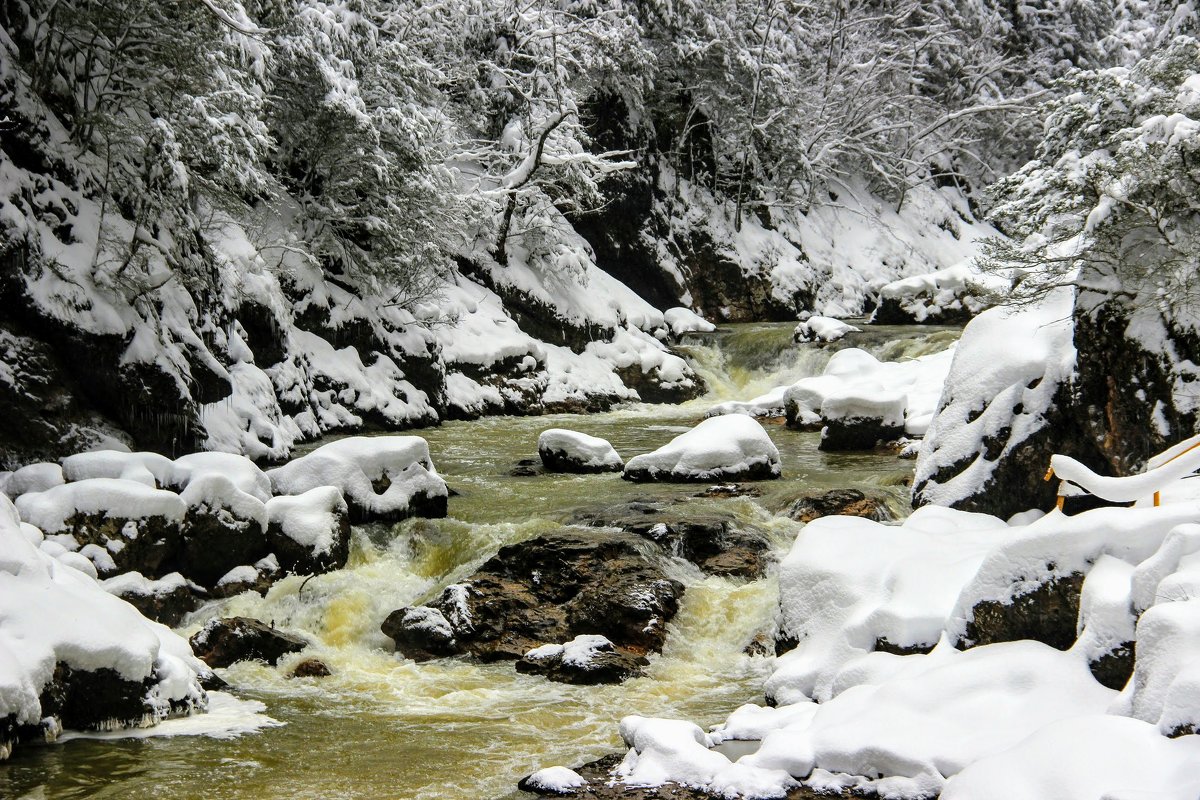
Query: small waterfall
[[676, 321, 962, 405]]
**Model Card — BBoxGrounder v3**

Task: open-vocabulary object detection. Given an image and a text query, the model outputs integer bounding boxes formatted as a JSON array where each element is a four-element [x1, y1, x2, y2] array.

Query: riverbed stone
[[569, 500, 773, 579], [381, 606, 460, 662], [189, 617, 308, 668], [783, 488, 892, 523], [290, 658, 333, 678], [818, 416, 905, 451], [516, 637, 649, 685], [383, 530, 683, 674]]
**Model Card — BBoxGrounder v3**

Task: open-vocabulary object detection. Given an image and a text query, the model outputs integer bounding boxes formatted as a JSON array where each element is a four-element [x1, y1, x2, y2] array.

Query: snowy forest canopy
[[3, 0, 1199, 311]]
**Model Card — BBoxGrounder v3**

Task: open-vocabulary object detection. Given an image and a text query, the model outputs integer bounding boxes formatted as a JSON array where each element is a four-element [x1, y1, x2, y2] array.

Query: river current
[[1, 322, 958, 800]]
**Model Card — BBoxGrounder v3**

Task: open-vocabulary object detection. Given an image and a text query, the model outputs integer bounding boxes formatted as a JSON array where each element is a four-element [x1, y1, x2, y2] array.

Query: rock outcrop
[[189, 617, 308, 668], [381, 530, 683, 675]]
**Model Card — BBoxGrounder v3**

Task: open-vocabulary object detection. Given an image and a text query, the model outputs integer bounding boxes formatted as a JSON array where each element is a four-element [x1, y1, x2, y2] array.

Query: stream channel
[[1, 322, 959, 800]]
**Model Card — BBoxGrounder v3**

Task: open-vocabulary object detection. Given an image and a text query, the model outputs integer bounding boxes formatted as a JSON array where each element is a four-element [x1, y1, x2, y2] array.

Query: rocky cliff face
[[914, 289, 1200, 518]]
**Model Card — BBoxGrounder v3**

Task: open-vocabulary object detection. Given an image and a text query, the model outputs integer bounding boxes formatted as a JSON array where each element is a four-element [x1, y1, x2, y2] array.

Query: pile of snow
[[520, 766, 589, 794], [266, 436, 447, 521], [169, 452, 273, 502], [793, 315, 859, 343], [623, 415, 781, 483], [101, 571, 191, 599], [914, 288, 1076, 507], [876, 260, 1004, 323], [61, 451, 174, 488], [0, 462, 65, 499], [265, 486, 348, 557], [583, 463, 1200, 798], [14, 478, 187, 533], [0, 496, 207, 746], [537, 429, 623, 473], [785, 347, 954, 436], [664, 307, 715, 338]]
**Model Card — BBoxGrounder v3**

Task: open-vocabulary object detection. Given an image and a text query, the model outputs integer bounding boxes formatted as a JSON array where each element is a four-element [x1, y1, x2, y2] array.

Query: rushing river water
[[1, 322, 958, 800]]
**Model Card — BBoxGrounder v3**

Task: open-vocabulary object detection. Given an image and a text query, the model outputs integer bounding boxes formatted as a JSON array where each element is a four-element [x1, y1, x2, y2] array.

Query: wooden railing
[[1044, 433, 1200, 511]]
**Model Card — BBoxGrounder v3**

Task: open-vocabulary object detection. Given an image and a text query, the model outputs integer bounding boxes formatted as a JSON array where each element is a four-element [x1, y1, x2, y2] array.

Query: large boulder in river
[[538, 429, 624, 473], [817, 389, 906, 451], [189, 617, 308, 668], [569, 499, 773, 579], [623, 416, 780, 484], [382, 530, 683, 672], [267, 436, 448, 523]]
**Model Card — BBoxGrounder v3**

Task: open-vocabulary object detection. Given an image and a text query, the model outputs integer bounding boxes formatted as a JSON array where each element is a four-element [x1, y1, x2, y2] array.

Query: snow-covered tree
[[984, 36, 1200, 319]]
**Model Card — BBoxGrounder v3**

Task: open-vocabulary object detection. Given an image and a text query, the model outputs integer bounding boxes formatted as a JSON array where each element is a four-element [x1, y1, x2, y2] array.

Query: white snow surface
[[664, 307, 715, 337], [877, 260, 1004, 322], [600, 472, 1200, 798], [623, 416, 780, 481], [0, 496, 206, 730], [264, 486, 347, 555], [537, 429, 623, 469], [1, 462, 65, 499], [266, 435, 446, 518], [793, 316, 859, 343]]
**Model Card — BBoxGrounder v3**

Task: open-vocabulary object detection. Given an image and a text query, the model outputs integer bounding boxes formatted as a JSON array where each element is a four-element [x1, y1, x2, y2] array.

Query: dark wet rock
[[385, 531, 683, 673], [381, 606, 460, 662], [819, 417, 904, 452], [36, 663, 156, 733], [960, 573, 1085, 650], [189, 617, 307, 668], [516, 638, 649, 685], [110, 579, 201, 627], [180, 506, 269, 588], [1089, 641, 1135, 690], [743, 632, 775, 657], [623, 459, 779, 484], [874, 637, 935, 656], [290, 658, 332, 678], [694, 484, 762, 499], [783, 489, 893, 523], [569, 501, 773, 579], [208, 565, 278, 599], [510, 458, 545, 477], [66, 511, 181, 578]]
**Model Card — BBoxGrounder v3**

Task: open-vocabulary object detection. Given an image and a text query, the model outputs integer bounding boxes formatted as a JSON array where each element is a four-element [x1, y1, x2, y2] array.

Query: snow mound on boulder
[[266, 436, 447, 522], [663, 307, 715, 338], [1, 462, 65, 499], [14, 478, 187, 533], [623, 416, 781, 483], [793, 315, 859, 343], [537, 429, 623, 473], [61, 451, 173, 488]]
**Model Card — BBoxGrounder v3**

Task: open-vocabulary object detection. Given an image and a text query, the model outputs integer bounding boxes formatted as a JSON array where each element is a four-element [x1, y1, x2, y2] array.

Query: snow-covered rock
[[517, 634, 647, 685], [177, 474, 270, 587], [101, 571, 198, 627], [264, 486, 351, 575], [61, 451, 174, 488], [537, 429, 623, 474], [912, 288, 1077, 516], [14, 479, 187, 577], [266, 436, 448, 523], [518, 766, 589, 795], [0, 495, 208, 759], [793, 315, 859, 343], [1, 462, 65, 499], [622, 416, 781, 483], [781, 346, 953, 442], [874, 260, 1003, 324], [663, 307, 715, 338]]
